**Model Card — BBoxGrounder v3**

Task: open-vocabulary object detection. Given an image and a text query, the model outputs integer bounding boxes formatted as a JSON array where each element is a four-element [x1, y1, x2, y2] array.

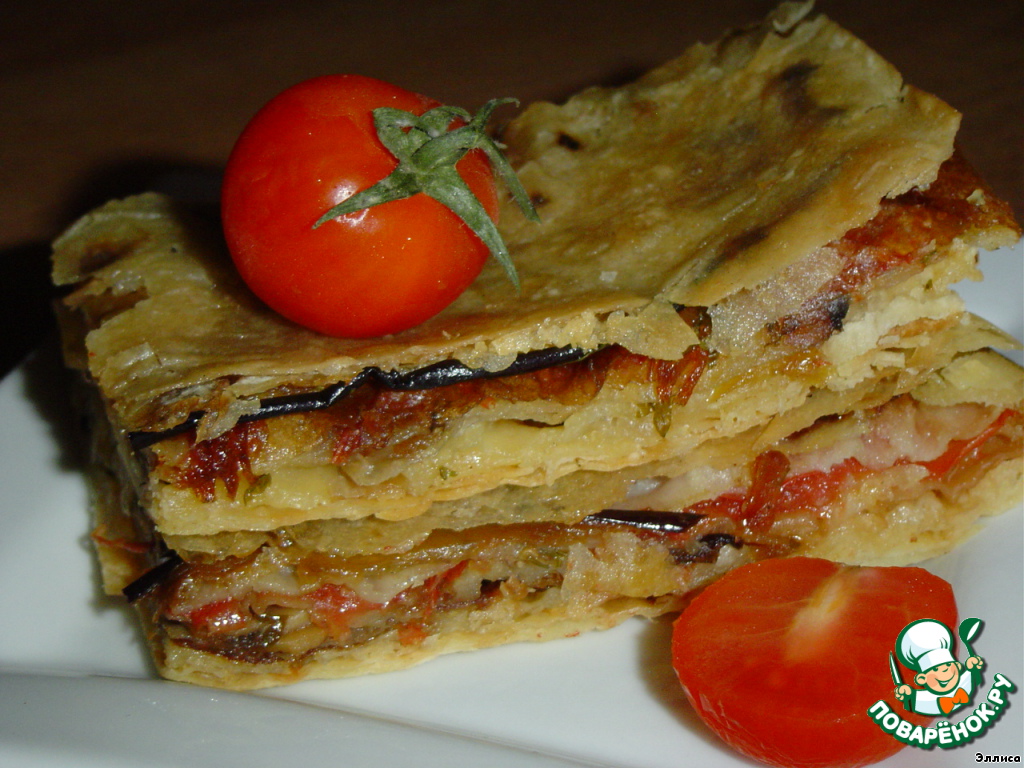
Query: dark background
[[2, 0, 1021, 378]]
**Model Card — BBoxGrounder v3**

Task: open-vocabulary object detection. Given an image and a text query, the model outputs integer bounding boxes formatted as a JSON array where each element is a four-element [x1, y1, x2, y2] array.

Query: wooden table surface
[[2, 0, 1021, 376]]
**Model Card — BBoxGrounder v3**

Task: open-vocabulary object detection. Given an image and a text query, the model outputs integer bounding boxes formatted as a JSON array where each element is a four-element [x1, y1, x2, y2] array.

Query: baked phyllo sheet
[[55, 147, 1019, 535], [88, 351, 1022, 690]]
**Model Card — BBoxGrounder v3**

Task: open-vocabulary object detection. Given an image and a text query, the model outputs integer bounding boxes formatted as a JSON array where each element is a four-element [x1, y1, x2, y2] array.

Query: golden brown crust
[[497, 8, 968, 310]]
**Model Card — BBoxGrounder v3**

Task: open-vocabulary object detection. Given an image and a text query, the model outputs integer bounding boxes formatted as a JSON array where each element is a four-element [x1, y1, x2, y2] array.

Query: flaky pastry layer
[[120, 355, 1022, 690], [52, 7, 1017, 444]]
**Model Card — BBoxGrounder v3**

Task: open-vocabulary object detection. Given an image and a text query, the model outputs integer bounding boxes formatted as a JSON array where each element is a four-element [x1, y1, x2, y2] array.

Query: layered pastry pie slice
[[52, 4, 1023, 689], [84, 350, 1023, 689]]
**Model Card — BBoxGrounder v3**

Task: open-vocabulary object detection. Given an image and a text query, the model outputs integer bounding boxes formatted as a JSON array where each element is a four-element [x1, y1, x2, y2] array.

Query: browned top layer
[[52, 6, 1016, 438]]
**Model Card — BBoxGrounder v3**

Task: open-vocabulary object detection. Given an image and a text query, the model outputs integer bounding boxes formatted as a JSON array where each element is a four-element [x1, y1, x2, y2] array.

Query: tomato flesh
[[672, 557, 956, 768], [221, 74, 499, 338], [920, 409, 1015, 479], [306, 582, 381, 639]]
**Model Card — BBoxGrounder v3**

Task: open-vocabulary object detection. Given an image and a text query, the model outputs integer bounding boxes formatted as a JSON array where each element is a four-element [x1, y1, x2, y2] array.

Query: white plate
[[0, 246, 1021, 767]]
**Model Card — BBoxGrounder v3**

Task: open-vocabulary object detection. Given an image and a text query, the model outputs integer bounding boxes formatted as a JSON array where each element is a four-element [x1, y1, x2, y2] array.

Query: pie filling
[[135, 398, 1021, 666], [151, 518, 767, 664], [142, 152, 1008, 505]]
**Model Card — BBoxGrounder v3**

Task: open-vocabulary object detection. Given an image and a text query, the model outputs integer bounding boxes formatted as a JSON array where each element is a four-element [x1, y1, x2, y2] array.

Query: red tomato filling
[[306, 583, 382, 639], [681, 408, 1019, 532], [919, 408, 1016, 479], [154, 403, 1017, 675]]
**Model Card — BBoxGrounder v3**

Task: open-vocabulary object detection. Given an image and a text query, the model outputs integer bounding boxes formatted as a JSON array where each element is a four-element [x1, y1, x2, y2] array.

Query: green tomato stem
[[313, 98, 537, 290]]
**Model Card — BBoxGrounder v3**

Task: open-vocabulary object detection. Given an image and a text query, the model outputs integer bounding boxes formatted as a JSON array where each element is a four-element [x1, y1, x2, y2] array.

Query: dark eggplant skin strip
[[585, 509, 706, 533], [121, 509, 736, 604], [128, 344, 593, 451], [670, 532, 743, 565], [588, 510, 744, 563], [123, 551, 185, 603]]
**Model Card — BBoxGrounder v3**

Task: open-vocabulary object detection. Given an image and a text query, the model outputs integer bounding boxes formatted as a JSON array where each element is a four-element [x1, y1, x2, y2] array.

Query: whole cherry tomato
[[671, 557, 957, 768], [221, 75, 500, 338]]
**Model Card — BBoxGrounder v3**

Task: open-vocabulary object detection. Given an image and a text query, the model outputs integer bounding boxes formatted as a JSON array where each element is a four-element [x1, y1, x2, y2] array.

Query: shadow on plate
[[13, 341, 158, 676], [634, 613, 735, 756]]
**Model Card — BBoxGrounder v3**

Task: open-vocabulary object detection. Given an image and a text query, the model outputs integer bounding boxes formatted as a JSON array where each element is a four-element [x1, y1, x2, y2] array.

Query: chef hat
[[896, 619, 956, 673]]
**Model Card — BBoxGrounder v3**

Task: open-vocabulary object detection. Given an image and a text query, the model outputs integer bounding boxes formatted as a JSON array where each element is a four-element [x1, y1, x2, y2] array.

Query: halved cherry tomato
[[672, 557, 956, 768], [221, 74, 499, 338]]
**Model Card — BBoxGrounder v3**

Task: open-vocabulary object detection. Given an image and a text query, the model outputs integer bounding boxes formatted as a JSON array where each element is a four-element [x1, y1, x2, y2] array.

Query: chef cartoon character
[[893, 618, 984, 716]]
